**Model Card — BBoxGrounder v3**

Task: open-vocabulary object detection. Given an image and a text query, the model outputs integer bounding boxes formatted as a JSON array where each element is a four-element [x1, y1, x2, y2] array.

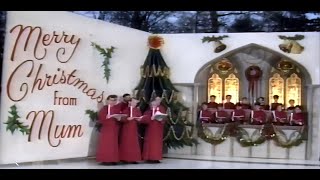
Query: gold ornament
[[148, 35, 164, 49]]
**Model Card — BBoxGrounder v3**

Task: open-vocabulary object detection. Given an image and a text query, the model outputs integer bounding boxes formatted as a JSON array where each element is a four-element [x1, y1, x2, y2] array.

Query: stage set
[[0, 11, 320, 166]]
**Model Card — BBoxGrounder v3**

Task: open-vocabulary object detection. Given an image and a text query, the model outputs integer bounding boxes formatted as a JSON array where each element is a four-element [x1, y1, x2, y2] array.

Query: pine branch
[[91, 42, 116, 83], [202, 35, 229, 43], [3, 105, 30, 135], [278, 34, 304, 41]]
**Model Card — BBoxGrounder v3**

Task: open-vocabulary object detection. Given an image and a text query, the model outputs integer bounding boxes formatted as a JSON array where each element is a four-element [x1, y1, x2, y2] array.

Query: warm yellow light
[[224, 74, 239, 104], [208, 74, 223, 103], [285, 73, 301, 108], [269, 73, 284, 104]]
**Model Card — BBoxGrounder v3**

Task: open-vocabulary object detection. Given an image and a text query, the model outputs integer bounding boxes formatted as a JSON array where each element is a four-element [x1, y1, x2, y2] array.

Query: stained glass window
[[269, 73, 284, 104], [224, 74, 239, 104], [208, 74, 223, 103], [285, 73, 301, 108]]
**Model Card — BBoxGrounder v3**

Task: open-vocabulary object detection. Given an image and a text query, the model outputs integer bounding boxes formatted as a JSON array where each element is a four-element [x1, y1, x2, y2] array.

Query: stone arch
[[193, 43, 317, 160], [194, 43, 312, 108]]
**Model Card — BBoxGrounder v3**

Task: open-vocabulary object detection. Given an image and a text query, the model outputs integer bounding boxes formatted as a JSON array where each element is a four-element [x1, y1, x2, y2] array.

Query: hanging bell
[[290, 41, 304, 54], [279, 40, 304, 54], [214, 40, 227, 53], [279, 40, 292, 53]]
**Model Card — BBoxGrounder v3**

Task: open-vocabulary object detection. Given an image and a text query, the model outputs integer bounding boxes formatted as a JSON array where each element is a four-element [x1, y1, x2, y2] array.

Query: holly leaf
[[106, 46, 116, 58], [85, 109, 98, 122], [5, 105, 30, 136], [92, 42, 116, 84], [10, 105, 17, 112], [8, 124, 16, 134]]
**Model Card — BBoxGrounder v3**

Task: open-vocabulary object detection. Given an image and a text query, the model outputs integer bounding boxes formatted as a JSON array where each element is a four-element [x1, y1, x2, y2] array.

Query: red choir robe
[[96, 105, 121, 163], [260, 105, 270, 110], [236, 103, 251, 110], [291, 113, 304, 126], [199, 109, 213, 123], [224, 102, 235, 109], [119, 106, 142, 162], [208, 102, 218, 109], [215, 110, 229, 123], [251, 110, 267, 125], [287, 106, 295, 111], [271, 103, 282, 111], [140, 106, 166, 161], [273, 111, 288, 124], [118, 101, 129, 112], [232, 109, 246, 122]]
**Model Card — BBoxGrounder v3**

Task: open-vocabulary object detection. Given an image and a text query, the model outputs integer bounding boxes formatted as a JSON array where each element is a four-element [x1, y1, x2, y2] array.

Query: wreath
[[245, 66, 262, 96]]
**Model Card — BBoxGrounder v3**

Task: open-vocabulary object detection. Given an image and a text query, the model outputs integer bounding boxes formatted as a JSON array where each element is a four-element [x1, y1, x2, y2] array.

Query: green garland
[[198, 123, 307, 148], [278, 34, 304, 41], [236, 128, 266, 147], [3, 105, 30, 135], [202, 35, 229, 43], [91, 42, 116, 83], [273, 125, 305, 148], [164, 102, 198, 149], [198, 125, 228, 145]]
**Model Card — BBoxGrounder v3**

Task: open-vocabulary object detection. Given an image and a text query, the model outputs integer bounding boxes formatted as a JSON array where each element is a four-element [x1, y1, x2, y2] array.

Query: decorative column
[[191, 83, 200, 155]]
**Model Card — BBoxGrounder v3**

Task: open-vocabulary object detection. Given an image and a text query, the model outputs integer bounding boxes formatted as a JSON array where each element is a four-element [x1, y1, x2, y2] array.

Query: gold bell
[[279, 40, 292, 53], [290, 41, 304, 54], [214, 40, 227, 53], [279, 40, 304, 54]]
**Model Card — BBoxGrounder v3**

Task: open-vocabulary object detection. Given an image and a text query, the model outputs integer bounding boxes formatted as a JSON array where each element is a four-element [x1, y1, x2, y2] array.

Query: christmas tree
[[134, 35, 197, 149]]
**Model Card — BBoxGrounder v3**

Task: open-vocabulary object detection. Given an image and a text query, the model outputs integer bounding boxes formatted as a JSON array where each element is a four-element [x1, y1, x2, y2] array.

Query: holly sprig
[[85, 109, 98, 122], [85, 109, 101, 132], [3, 105, 30, 135], [91, 42, 116, 83]]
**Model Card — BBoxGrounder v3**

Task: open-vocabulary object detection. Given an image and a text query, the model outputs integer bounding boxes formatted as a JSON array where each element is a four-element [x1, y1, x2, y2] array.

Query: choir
[[96, 93, 305, 166], [96, 94, 167, 165], [199, 95, 305, 126]]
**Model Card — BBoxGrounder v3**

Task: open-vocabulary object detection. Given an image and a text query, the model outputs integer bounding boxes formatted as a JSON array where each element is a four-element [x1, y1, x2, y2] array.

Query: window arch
[[268, 60, 302, 108], [269, 73, 285, 104], [224, 73, 239, 104], [208, 74, 223, 103], [285, 73, 301, 107], [207, 59, 240, 104]]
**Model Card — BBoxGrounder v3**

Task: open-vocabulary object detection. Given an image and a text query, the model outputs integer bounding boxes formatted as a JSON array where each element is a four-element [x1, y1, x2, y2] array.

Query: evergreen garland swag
[[198, 122, 307, 148]]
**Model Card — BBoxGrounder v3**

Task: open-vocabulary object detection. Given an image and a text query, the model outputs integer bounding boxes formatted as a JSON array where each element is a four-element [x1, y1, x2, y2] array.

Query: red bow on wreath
[[245, 66, 262, 97]]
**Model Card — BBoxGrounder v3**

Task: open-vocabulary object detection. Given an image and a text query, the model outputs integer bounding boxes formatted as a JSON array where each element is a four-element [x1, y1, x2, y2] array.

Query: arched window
[[224, 73, 239, 104], [268, 60, 302, 108], [208, 74, 223, 103], [207, 59, 240, 104], [286, 73, 301, 107], [269, 73, 285, 104]]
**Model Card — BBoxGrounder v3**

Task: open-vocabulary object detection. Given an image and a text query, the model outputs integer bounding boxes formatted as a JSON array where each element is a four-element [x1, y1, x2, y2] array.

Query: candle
[[130, 106, 133, 117], [251, 110, 253, 123], [152, 107, 155, 116], [290, 112, 293, 123], [199, 110, 203, 118], [232, 111, 234, 121], [108, 105, 110, 115]]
